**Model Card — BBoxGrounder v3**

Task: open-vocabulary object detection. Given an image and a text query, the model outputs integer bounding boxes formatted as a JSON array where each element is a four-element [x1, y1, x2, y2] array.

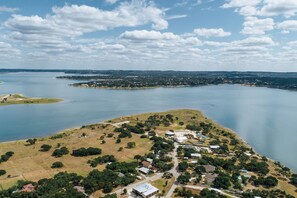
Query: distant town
[[0, 110, 296, 197], [55, 70, 297, 91]]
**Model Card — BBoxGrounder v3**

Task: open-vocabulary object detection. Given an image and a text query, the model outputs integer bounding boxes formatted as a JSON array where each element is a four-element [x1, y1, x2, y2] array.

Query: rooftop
[[133, 183, 159, 196]]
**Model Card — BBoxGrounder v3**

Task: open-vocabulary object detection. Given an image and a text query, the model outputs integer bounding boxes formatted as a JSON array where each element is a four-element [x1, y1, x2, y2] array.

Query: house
[[165, 131, 175, 137], [74, 186, 88, 196], [196, 133, 208, 139], [210, 145, 220, 149], [244, 152, 252, 157], [146, 158, 153, 163], [203, 165, 216, 173], [190, 160, 198, 164], [139, 167, 150, 175], [132, 183, 159, 198], [20, 184, 36, 193], [175, 136, 188, 143], [203, 173, 218, 185], [190, 153, 201, 158], [142, 161, 152, 168]]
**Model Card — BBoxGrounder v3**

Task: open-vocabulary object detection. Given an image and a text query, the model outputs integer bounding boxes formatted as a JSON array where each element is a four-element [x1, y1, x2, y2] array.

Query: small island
[[0, 94, 62, 106], [0, 110, 296, 197]]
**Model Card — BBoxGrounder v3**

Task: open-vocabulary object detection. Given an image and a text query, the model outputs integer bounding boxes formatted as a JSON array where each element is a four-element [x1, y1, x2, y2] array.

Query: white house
[[175, 136, 188, 143], [210, 145, 220, 149], [190, 153, 202, 158], [165, 131, 175, 136], [139, 167, 150, 175], [132, 183, 159, 198]]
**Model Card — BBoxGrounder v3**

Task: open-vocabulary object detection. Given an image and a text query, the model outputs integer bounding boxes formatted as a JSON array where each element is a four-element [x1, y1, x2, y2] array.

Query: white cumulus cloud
[[241, 17, 274, 35], [260, 0, 297, 17], [221, 0, 262, 8], [278, 20, 297, 33], [194, 28, 231, 37]]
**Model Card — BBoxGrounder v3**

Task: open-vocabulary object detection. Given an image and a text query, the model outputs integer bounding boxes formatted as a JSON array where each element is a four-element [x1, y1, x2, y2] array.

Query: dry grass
[[0, 124, 151, 189]]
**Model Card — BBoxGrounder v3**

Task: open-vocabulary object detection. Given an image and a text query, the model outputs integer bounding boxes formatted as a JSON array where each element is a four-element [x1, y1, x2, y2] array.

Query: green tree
[[51, 162, 64, 168], [127, 142, 136, 149]]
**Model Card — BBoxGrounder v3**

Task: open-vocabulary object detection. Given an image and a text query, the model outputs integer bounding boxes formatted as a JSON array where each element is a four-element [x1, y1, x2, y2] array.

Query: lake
[[0, 72, 297, 172]]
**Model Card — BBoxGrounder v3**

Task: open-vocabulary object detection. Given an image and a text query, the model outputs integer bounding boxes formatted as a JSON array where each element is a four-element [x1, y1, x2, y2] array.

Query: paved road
[[165, 143, 180, 198]]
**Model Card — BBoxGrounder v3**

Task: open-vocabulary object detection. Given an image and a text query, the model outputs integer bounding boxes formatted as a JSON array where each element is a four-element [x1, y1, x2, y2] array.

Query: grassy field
[[0, 94, 62, 106], [150, 177, 175, 196], [0, 109, 296, 197], [0, 123, 151, 189]]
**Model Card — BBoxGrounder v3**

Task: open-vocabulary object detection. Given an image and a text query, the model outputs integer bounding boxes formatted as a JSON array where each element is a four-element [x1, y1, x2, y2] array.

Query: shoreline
[[0, 108, 295, 174], [71, 83, 297, 92], [0, 108, 293, 172], [0, 109, 296, 196], [0, 93, 63, 106]]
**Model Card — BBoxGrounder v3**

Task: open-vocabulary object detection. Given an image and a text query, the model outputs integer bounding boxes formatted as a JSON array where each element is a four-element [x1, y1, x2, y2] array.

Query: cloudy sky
[[0, 0, 297, 71]]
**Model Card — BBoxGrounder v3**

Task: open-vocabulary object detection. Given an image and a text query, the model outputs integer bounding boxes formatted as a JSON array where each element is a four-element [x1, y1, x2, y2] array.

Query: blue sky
[[0, 0, 297, 71]]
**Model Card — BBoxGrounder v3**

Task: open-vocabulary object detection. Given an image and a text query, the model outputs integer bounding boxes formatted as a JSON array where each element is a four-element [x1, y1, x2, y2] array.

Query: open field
[[0, 94, 62, 106], [0, 123, 151, 189]]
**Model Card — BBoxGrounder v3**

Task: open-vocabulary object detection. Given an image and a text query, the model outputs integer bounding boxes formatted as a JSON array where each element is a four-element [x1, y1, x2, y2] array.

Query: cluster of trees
[[177, 172, 191, 184], [83, 162, 138, 193], [178, 161, 189, 172], [52, 147, 69, 157], [39, 144, 52, 152], [175, 188, 227, 198], [291, 174, 297, 187], [0, 173, 85, 197], [186, 122, 213, 134], [151, 136, 174, 154], [212, 173, 232, 189], [114, 123, 145, 139], [72, 147, 102, 157], [149, 137, 174, 172], [0, 151, 14, 163], [144, 114, 175, 128], [88, 155, 117, 167], [198, 156, 236, 172], [244, 159, 269, 175], [251, 176, 278, 188], [242, 189, 295, 198], [0, 161, 139, 197], [114, 114, 174, 140]]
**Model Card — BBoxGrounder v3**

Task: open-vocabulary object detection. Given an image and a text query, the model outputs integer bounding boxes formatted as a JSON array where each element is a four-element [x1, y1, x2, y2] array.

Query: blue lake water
[[0, 72, 297, 172]]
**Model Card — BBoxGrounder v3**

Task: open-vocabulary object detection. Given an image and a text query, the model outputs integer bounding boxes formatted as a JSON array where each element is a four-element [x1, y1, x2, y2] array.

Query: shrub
[[116, 139, 121, 144], [40, 144, 52, 152], [126, 142, 136, 149], [26, 138, 37, 145], [52, 147, 69, 157], [51, 162, 64, 168], [0, 169, 6, 176]]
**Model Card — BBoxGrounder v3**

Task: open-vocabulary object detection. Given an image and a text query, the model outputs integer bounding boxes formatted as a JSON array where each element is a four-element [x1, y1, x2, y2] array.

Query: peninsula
[[56, 70, 297, 91], [0, 94, 62, 106], [0, 110, 296, 198]]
